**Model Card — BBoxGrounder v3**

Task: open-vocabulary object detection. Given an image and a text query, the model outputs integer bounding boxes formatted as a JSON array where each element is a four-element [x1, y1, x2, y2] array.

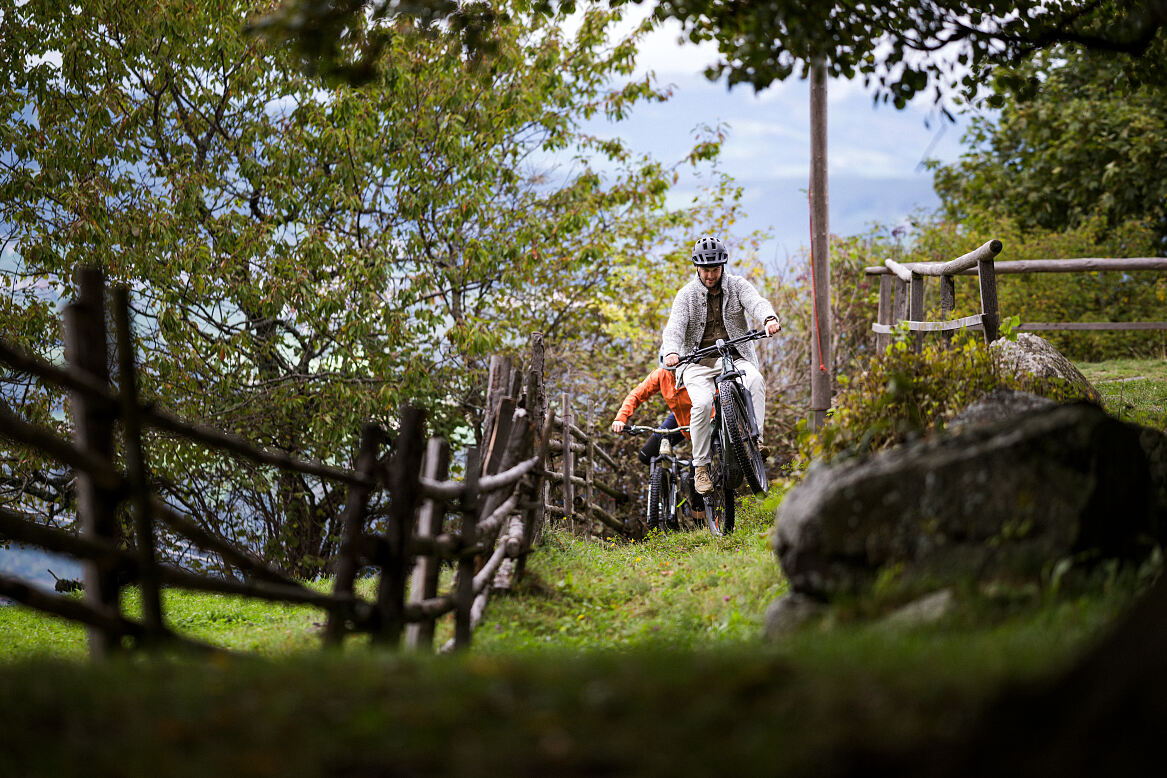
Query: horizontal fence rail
[[865, 247, 1167, 346], [0, 268, 553, 658]]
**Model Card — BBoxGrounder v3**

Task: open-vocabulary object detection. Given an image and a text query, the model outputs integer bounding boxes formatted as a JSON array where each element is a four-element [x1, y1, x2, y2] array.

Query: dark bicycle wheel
[[718, 380, 768, 495], [647, 466, 670, 531], [703, 456, 736, 536]]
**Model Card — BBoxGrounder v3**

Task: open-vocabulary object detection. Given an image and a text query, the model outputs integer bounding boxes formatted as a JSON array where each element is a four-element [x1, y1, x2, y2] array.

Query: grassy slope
[[0, 358, 1161, 774]]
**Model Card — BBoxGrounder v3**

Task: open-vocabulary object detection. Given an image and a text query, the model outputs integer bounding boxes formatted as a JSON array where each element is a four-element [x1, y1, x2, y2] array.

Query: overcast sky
[[582, 12, 978, 270]]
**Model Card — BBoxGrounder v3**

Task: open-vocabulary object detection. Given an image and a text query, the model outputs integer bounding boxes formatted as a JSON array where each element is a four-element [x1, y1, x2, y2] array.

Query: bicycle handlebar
[[672, 329, 770, 367], [623, 424, 690, 436]]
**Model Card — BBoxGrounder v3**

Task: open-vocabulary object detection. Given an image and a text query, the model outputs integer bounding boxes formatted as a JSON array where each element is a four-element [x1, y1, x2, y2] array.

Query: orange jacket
[[614, 368, 692, 437]]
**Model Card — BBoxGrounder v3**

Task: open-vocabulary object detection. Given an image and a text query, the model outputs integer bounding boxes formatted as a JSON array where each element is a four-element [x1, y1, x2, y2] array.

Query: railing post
[[453, 447, 481, 650], [63, 268, 122, 658], [910, 271, 924, 352], [375, 406, 425, 648], [112, 285, 164, 645], [519, 332, 547, 564], [893, 276, 909, 328], [405, 437, 449, 651], [876, 275, 893, 353], [586, 400, 595, 537], [562, 391, 574, 534], [978, 257, 1000, 344], [325, 421, 383, 646], [940, 275, 956, 344]]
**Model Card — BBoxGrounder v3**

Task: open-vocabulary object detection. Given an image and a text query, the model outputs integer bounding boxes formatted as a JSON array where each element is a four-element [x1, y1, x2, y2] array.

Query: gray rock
[[762, 592, 825, 639], [774, 403, 1165, 600], [947, 388, 1055, 430], [990, 333, 1102, 403], [883, 588, 955, 627]]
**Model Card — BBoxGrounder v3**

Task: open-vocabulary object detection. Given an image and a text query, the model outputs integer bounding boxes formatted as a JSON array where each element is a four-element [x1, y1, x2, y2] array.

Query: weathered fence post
[[562, 392, 574, 533], [876, 275, 893, 352], [404, 437, 450, 651], [522, 332, 547, 551], [453, 447, 481, 650], [112, 285, 164, 644], [586, 400, 596, 537], [375, 406, 425, 647], [940, 275, 956, 344], [910, 271, 924, 351], [63, 268, 121, 658], [978, 257, 1001, 344], [893, 276, 909, 330], [324, 421, 383, 646]]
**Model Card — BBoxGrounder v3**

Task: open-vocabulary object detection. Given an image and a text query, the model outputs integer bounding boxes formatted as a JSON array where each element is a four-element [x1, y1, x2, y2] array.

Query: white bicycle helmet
[[691, 235, 728, 266]]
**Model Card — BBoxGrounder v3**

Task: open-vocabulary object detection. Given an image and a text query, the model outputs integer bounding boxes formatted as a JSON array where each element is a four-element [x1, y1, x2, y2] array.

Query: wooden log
[[876, 274, 893, 352], [541, 469, 626, 502], [145, 409, 368, 486], [585, 400, 596, 535], [112, 286, 163, 642], [453, 447, 481, 650], [481, 355, 512, 458], [324, 422, 383, 646], [520, 332, 547, 565], [910, 272, 924, 352], [872, 313, 986, 334], [64, 268, 122, 659], [1015, 321, 1167, 331], [562, 392, 574, 532], [375, 406, 425, 647], [483, 397, 516, 476], [405, 437, 450, 651], [893, 276, 909, 325], [149, 498, 296, 586], [0, 404, 123, 491], [0, 504, 124, 564], [0, 338, 113, 405], [978, 257, 1001, 344], [896, 239, 1002, 277], [865, 254, 1167, 277], [884, 257, 914, 283]]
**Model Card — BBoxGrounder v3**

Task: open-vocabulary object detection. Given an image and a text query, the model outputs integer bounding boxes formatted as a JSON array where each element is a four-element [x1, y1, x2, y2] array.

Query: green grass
[[1078, 357, 1167, 429], [1, 355, 1162, 774]]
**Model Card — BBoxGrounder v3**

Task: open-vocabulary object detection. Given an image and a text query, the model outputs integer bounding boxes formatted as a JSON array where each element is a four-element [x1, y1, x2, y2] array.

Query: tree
[[0, 0, 731, 576], [256, 0, 1167, 106], [933, 44, 1167, 246]]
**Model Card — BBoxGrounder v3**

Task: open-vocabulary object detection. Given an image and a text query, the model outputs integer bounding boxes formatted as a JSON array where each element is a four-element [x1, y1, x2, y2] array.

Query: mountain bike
[[673, 329, 769, 536], [623, 423, 694, 532]]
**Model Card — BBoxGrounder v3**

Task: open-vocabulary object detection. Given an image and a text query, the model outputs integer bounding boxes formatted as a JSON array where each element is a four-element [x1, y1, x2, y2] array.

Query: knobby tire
[[718, 381, 767, 495], [648, 466, 669, 531]]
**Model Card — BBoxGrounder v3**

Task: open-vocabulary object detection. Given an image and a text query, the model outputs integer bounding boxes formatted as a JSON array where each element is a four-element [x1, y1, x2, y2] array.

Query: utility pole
[[808, 58, 833, 430]]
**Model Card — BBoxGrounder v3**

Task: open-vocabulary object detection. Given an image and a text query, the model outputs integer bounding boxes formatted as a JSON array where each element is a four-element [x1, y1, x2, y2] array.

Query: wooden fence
[[866, 241, 1167, 350], [0, 268, 555, 657]]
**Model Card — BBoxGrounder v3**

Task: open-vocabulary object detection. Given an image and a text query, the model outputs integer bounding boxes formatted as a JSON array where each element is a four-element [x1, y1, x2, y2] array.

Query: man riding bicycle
[[610, 367, 706, 527], [661, 235, 781, 495]]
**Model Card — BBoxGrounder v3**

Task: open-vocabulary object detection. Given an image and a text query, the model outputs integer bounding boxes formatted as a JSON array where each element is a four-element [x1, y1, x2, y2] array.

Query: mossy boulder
[[774, 403, 1166, 600]]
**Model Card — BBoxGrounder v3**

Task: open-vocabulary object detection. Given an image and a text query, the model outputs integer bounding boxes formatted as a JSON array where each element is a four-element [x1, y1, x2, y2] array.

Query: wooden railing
[[866, 242, 1167, 350], [0, 268, 552, 658], [542, 398, 628, 538]]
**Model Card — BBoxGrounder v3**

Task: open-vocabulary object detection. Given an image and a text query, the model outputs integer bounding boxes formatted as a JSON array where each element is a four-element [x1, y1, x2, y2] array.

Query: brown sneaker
[[694, 465, 713, 495], [757, 441, 772, 459]]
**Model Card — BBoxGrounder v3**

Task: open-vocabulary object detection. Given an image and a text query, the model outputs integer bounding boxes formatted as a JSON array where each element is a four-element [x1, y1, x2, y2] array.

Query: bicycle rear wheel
[[718, 380, 768, 495], [647, 466, 669, 531]]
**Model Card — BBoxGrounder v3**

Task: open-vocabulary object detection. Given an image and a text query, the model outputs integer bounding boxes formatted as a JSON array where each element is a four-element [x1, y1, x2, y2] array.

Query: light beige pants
[[680, 359, 766, 466]]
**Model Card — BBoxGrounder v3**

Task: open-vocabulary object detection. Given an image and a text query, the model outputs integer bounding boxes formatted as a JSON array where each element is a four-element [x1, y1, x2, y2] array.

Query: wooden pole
[[405, 437, 450, 651], [112, 285, 164, 644], [978, 258, 1001, 344], [63, 268, 121, 658], [324, 422, 383, 646], [562, 391, 574, 533], [876, 275, 893, 353], [910, 272, 924, 352], [809, 58, 833, 430], [940, 275, 956, 344], [518, 332, 546, 568], [375, 406, 425, 648], [585, 400, 595, 538], [453, 447, 481, 650]]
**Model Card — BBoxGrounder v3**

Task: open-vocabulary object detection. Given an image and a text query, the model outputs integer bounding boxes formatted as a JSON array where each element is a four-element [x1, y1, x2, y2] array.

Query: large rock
[[946, 388, 1055, 430], [990, 332, 1102, 403], [774, 403, 1166, 600]]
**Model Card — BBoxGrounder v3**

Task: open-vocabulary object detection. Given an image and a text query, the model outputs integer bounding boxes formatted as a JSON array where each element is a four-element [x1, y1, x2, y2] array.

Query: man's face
[[697, 264, 723, 289]]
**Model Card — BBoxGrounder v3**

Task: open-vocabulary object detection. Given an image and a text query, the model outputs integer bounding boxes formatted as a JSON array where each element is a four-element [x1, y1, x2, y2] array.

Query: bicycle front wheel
[[647, 466, 669, 531], [703, 458, 736, 537], [718, 380, 768, 495]]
